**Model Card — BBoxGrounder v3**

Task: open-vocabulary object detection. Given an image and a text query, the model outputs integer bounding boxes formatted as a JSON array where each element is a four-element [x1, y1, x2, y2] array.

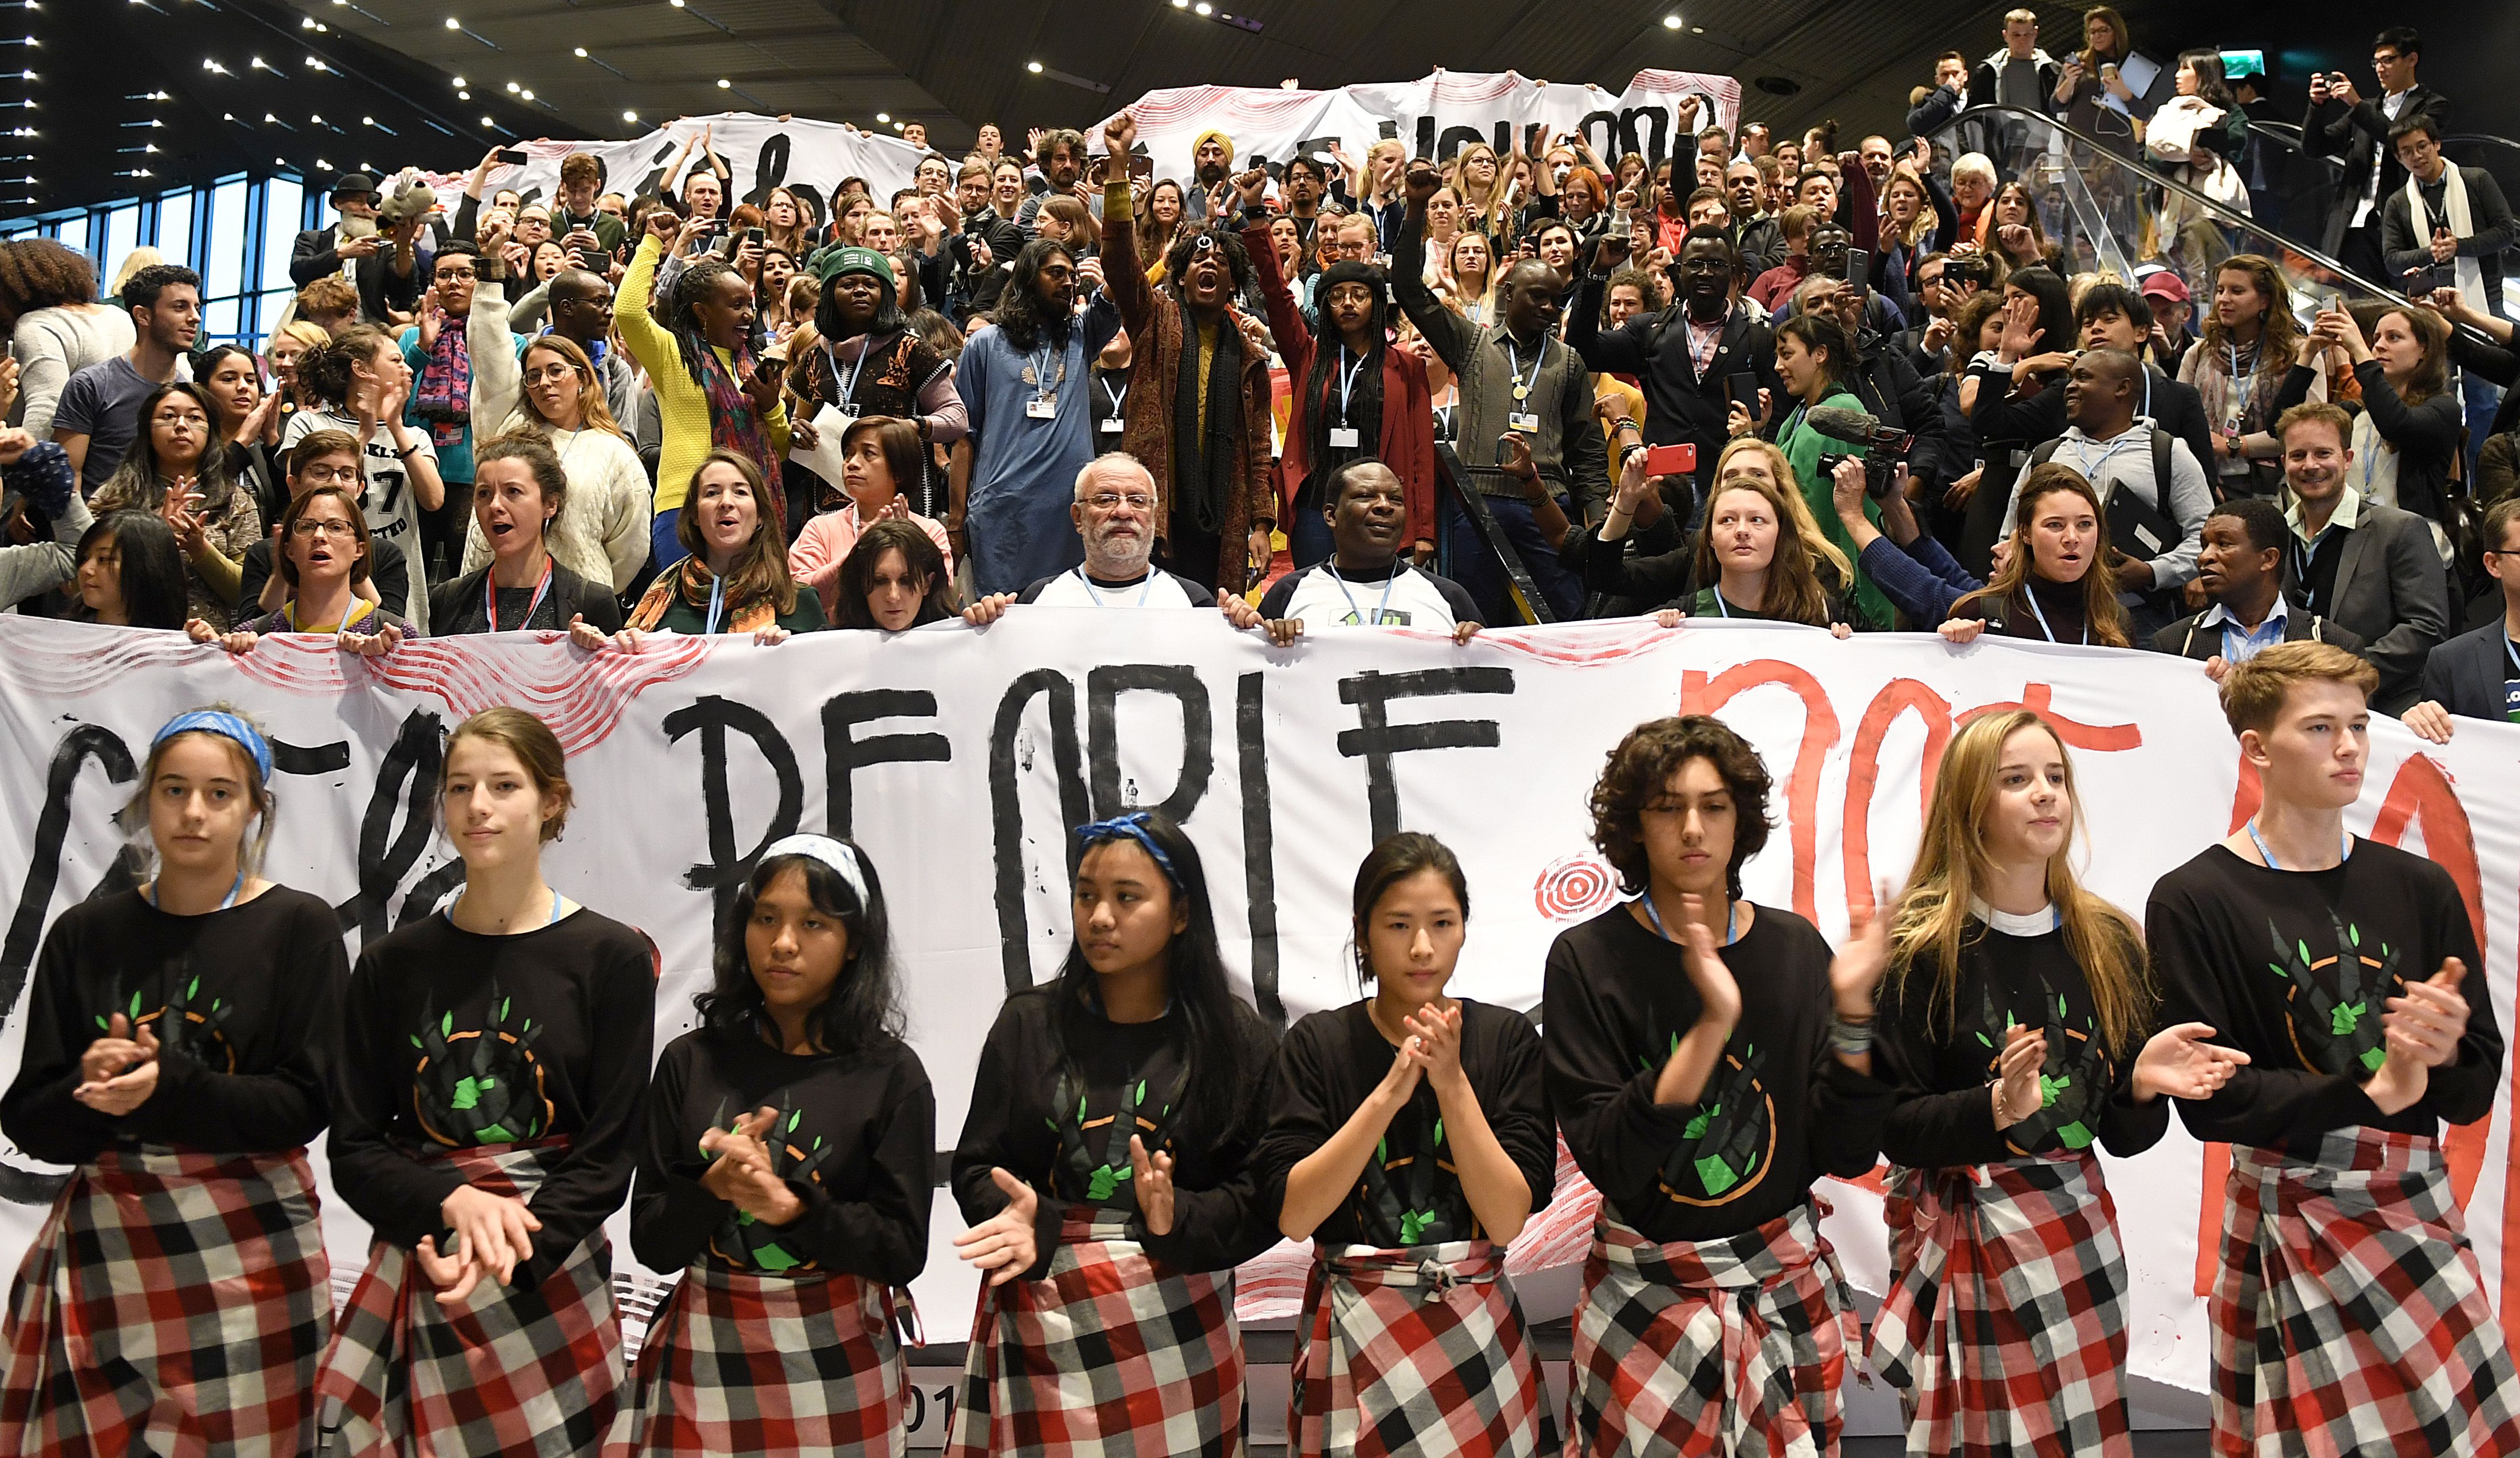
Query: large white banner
[[435, 69, 1743, 229], [1106, 69, 1742, 183], [1, 612, 2514, 1400]]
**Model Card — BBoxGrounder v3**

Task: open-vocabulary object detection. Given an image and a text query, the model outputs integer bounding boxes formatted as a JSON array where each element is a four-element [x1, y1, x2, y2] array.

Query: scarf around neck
[[412, 324, 471, 449], [627, 554, 781, 636], [1171, 310, 1242, 534], [696, 343, 783, 537]]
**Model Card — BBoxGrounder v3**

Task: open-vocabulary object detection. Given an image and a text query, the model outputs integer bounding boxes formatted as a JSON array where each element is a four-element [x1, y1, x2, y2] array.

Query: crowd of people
[[1, 10, 2519, 1458]]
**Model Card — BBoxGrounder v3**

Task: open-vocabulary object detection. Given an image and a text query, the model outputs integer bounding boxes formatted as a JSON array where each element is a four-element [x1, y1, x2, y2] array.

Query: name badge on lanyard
[[1100, 415, 1124, 434], [1508, 411, 1540, 433], [1027, 397, 1059, 419], [1329, 426, 1361, 448]]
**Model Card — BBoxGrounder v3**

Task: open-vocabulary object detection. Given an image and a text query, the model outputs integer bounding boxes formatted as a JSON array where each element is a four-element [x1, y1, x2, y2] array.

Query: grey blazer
[[2287, 498, 2449, 714]]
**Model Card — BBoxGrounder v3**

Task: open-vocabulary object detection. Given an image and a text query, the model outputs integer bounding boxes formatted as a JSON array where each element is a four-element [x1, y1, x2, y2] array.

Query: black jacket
[[1841, 328, 1947, 486], [428, 559, 623, 636], [1567, 288, 1779, 509], [2152, 605, 2365, 660], [2381, 167, 2514, 308], [2301, 84, 2453, 255], [2418, 619, 2517, 723], [288, 224, 426, 322], [1970, 363, 2215, 493]]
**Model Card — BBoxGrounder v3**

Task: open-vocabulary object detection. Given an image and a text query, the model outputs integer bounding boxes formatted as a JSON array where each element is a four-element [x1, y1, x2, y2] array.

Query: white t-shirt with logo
[[282, 407, 439, 635], [1019, 566, 1214, 609], [1258, 561, 1477, 629]]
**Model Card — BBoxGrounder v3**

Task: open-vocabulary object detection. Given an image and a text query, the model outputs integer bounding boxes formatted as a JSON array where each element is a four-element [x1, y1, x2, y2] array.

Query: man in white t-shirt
[[1257, 459, 1483, 644], [964, 452, 1266, 624]]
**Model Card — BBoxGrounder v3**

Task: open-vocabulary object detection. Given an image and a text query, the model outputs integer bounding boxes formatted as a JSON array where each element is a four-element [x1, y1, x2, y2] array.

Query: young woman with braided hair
[[280, 323, 445, 632], [620, 207, 792, 571]]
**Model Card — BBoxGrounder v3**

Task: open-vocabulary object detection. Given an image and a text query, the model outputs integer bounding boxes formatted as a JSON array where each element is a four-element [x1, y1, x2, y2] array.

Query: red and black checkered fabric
[[945, 1206, 1245, 1457], [315, 1139, 626, 1457], [1562, 1201, 1858, 1458], [2212, 1126, 2520, 1457], [1287, 1238, 1543, 1457], [604, 1263, 909, 1456], [0, 1144, 330, 1458], [1871, 1151, 2132, 1457]]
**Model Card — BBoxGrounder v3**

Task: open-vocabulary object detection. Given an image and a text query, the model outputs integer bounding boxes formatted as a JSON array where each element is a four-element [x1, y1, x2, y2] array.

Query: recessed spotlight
[[505, 80, 518, 92], [1027, 60, 1044, 72], [876, 112, 889, 122], [458, 90, 470, 100], [1193, 2, 1211, 13], [1662, 13, 1682, 28], [481, 115, 494, 126], [1172, 0, 1187, 7], [716, 77, 731, 88], [891, 120, 904, 130], [301, 15, 315, 27], [519, 88, 533, 100], [445, 16, 461, 29], [623, 110, 639, 122], [451, 76, 465, 86], [362, 115, 375, 125], [573, 46, 587, 57]]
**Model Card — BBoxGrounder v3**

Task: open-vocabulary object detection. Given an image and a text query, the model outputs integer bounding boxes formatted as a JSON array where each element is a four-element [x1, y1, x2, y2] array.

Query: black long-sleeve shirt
[[631, 1025, 933, 1287], [2149, 841, 2500, 1159], [328, 908, 653, 1285], [1, 887, 344, 1165], [1876, 916, 2168, 1168], [1252, 999, 1555, 1249], [1542, 902, 1892, 1243], [952, 985, 1279, 1279]]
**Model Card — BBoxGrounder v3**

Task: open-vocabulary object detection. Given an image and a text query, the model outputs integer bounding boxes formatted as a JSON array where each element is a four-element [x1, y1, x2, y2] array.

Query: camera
[[1817, 451, 1903, 501]]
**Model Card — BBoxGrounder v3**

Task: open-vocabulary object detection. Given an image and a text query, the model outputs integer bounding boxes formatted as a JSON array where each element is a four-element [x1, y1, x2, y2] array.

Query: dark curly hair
[[0, 238, 98, 329], [1588, 715, 1773, 898], [1163, 220, 1255, 302]]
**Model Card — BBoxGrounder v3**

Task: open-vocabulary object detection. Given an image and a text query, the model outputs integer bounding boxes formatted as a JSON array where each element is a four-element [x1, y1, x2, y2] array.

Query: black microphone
[[1804, 405, 1911, 450]]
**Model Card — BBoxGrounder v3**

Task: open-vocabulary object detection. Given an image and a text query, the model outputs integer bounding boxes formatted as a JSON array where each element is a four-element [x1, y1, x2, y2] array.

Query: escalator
[[2241, 119, 2520, 318]]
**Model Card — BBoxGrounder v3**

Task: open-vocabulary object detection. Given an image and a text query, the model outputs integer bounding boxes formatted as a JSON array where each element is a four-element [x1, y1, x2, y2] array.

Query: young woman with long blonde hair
[[1872, 710, 2244, 1456]]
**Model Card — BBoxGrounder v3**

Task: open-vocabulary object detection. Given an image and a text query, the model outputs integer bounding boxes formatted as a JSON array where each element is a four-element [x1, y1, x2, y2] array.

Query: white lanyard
[[1501, 338, 1544, 402], [1073, 566, 1155, 608], [2023, 587, 2086, 644], [703, 575, 728, 635], [1330, 565, 1397, 625], [1101, 377, 1127, 420], [1336, 346, 1368, 421]]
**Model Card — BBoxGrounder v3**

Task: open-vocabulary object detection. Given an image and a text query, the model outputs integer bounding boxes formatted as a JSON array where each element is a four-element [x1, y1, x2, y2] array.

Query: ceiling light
[[301, 15, 315, 26], [1193, 2, 1211, 14], [481, 115, 494, 126], [891, 120, 904, 130], [317, 157, 331, 169], [669, 0, 684, 6], [875, 112, 889, 122], [445, 16, 461, 28], [451, 76, 466, 87], [1172, 0, 1187, 7], [362, 115, 375, 125], [505, 80, 518, 92], [519, 88, 533, 100], [573, 46, 587, 57], [458, 90, 470, 100], [249, 56, 270, 69], [716, 77, 731, 88], [623, 110, 638, 122], [1027, 60, 1043, 72], [1663, 13, 1682, 28]]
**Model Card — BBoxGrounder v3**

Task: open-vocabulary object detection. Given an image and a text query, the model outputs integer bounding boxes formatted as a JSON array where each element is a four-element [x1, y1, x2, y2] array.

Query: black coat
[[2151, 605, 2365, 660], [2418, 619, 2517, 723], [288, 224, 427, 322], [428, 559, 623, 636], [1567, 288, 1780, 511], [2301, 84, 2453, 255]]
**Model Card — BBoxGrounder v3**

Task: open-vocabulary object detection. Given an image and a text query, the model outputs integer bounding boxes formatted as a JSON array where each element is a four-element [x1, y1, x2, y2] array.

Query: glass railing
[[1925, 104, 2426, 335]]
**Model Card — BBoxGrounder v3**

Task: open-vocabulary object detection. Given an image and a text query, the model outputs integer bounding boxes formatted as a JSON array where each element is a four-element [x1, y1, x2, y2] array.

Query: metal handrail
[[1934, 103, 2416, 307]]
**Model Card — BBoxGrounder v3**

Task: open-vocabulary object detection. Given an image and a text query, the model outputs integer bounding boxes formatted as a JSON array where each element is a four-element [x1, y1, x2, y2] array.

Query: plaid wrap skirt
[[1289, 1238, 1543, 1457]]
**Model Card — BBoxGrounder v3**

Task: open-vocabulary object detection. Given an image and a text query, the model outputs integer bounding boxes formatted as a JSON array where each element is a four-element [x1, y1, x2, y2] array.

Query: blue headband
[[758, 834, 870, 910], [153, 710, 273, 783], [1073, 811, 1182, 889]]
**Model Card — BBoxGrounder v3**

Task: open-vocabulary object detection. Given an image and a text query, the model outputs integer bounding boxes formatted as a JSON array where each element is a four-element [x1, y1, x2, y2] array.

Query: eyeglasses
[[290, 518, 358, 539], [1084, 492, 1155, 512], [299, 464, 361, 484], [435, 268, 478, 282]]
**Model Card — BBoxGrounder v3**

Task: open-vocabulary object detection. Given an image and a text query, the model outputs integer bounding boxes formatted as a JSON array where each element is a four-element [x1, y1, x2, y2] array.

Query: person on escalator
[[2383, 116, 2513, 482], [1967, 11, 2063, 167], [2301, 26, 2452, 282], [2049, 6, 2149, 156], [1969, 283, 2216, 481]]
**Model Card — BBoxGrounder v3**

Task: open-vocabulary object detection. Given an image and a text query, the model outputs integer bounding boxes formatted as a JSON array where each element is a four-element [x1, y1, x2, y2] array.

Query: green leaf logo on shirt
[[450, 1075, 497, 1111], [2331, 1001, 2364, 1038], [1398, 1208, 1436, 1245], [1086, 1162, 1130, 1202], [2038, 1072, 2069, 1110], [1683, 1104, 1719, 1141]]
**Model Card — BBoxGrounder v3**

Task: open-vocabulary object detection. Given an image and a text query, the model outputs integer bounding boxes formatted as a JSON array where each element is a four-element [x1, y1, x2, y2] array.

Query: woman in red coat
[[1250, 225, 1437, 568]]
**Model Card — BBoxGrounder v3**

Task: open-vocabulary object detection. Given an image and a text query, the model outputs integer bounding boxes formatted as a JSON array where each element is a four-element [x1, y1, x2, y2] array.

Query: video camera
[[1808, 405, 1917, 501]]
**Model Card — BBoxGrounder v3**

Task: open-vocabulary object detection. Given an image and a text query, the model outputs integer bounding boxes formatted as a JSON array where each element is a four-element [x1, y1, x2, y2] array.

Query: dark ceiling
[[9, 0, 2444, 217]]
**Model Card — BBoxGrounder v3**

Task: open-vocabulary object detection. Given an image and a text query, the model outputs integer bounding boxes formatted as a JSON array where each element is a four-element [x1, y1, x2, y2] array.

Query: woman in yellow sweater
[[620, 209, 793, 569]]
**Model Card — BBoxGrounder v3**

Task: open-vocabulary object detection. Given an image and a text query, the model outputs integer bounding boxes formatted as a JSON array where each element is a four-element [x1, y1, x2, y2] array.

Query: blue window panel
[[261, 177, 303, 296], [157, 193, 194, 271], [104, 206, 141, 278], [203, 296, 242, 347], [53, 214, 85, 256], [206, 180, 248, 303]]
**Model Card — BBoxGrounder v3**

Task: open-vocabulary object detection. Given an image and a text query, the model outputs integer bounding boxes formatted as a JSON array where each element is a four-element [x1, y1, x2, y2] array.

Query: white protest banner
[[0, 613, 2512, 1400], [426, 113, 928, 234], [1104, 69, 1743, 183]]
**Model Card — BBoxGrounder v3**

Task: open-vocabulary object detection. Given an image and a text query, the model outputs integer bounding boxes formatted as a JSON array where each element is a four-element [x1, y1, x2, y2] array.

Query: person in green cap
[[782, 247, 963, 522]]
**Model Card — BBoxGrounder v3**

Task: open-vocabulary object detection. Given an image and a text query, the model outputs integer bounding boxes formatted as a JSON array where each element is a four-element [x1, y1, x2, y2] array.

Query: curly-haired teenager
[[1543, 715, 1893, 1457]]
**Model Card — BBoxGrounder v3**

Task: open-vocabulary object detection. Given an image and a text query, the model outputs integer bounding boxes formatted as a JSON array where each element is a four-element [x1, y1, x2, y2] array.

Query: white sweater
[[463, 277, 652, 592], [13, 306, 134, 438]]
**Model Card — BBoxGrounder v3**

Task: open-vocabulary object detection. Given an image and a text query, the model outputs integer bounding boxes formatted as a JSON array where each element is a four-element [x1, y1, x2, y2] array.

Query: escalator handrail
[[2246, 118, 2520, 173], [1931, 103, 2418, 308]]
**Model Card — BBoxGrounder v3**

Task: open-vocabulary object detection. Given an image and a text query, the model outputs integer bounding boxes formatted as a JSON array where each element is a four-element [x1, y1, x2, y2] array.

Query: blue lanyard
[[1336, 346, 1368, 422], [1030, 342, 1061, 403], [146, 870, 244, 912], [1073, 566, 1155, 607], [1639, 892, 1740, 946], [2245, 818, 2352, 871], [2023, 587, 2086, 644], [703, 575, 727, 635], [834, 338, 870, 406], [1330, 565, 1398, 625], [485, 554, 553, 633], [2291, 523, 2336, 610]]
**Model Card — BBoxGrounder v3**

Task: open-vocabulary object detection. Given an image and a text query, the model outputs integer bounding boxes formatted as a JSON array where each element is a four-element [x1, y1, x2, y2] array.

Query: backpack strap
[[2150, 427, 2174, 503]]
